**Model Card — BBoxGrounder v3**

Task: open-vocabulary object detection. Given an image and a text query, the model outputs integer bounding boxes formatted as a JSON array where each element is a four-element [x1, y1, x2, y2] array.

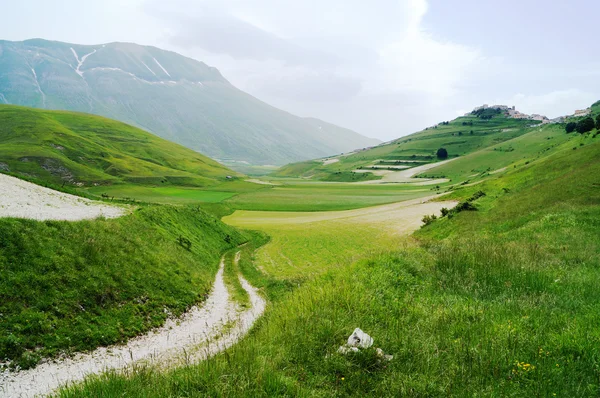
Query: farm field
[[224, 196, 456, 278]]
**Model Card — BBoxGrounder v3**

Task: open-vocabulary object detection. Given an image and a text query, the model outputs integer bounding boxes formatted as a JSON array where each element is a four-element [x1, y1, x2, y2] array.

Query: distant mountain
[[0, 105, 238, 187], [0, 39, 379, 167]]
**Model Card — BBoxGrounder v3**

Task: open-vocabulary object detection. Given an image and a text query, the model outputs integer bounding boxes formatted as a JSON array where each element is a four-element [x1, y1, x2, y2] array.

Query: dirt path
[[0, 257, 266, 398], [0, 173, 126, 221]]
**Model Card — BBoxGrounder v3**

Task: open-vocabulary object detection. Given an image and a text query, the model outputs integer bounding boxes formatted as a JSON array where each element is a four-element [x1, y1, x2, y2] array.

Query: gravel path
[[0, 256, 266, 397], [0, 174, 125, 221]]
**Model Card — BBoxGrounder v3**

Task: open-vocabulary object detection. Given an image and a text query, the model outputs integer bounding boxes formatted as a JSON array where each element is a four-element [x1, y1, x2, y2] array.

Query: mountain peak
[[0, 39, 378, 167]]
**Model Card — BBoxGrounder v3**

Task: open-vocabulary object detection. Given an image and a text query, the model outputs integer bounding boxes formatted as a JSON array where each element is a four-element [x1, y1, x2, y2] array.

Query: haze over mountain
[[0, 39, 379, 167]]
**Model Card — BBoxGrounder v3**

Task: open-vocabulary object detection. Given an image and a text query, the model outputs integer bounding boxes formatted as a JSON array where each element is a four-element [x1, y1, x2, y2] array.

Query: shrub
[[576, 117, 595, 134], [596, 115, 600, 130], [436, 148, 448, 159], [421, 214, 437, 227], [565, 122, 577, 134], [441, 191, 486, 218]]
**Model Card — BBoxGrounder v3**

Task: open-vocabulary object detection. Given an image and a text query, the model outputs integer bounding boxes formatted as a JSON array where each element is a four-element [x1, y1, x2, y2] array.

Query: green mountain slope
[[0, 39, 379, 167], [274, 110, 539, 180], [0, 105, 238, 187]]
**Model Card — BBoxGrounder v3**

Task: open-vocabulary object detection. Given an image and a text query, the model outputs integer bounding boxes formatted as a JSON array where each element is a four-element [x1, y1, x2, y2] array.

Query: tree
[[576, 117, 595, 134], [436, 148, 448, 159], [565, 122, 577, 133], [596, 115, 600, 130]]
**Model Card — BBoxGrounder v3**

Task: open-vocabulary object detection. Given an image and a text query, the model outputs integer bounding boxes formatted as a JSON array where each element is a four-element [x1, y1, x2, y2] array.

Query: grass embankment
[[0, 206, 247, 370], [61, 137, 600, 396], [0, 105, 237, 187]]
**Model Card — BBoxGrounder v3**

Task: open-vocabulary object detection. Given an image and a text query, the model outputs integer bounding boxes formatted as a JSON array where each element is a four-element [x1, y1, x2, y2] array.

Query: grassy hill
[[61, 115, 600, 397], [0, 105, 238, 187], [0, 205, 249, 370], [0, 39, 379, 167], [274, 111, 538, 181]]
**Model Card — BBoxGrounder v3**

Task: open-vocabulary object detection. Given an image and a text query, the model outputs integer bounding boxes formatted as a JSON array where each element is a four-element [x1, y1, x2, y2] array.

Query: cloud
[[501, 90, 598, 118], [142, 0, 485, 138]]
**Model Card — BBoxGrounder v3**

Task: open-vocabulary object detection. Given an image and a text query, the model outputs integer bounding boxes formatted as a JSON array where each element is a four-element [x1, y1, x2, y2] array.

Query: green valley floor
[[1, 107, 599, 397], [54, 137, 600, 397]]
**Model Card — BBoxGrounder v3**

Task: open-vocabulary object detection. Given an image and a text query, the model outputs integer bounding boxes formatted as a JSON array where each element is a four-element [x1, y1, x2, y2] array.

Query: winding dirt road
[[0, 256, 266, 398]]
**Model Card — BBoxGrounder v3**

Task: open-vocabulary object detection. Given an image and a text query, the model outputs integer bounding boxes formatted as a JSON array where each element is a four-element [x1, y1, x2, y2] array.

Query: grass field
[[224, 183, 433, 211], [0, 206, 248, 370], [2, 101, 599, 396], [274, 113, 538, 181], [0, 105, 237, 188], [59, 127, 600, 396], [224, 197, 455, 279]]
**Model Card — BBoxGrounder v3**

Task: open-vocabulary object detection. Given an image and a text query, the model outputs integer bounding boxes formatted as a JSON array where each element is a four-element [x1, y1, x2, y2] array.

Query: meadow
[[274, 113, 538, 181], [59, 135, 600, 397], [0, 105, 236, 187], [0, 206, 248, 370], [2, 102, 599, 396]]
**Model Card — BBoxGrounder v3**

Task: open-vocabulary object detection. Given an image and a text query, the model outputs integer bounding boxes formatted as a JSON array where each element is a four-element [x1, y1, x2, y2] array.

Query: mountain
[[0, 39, 380, 167], [0, 105, 238, 187], [273, 105, 544, 180]]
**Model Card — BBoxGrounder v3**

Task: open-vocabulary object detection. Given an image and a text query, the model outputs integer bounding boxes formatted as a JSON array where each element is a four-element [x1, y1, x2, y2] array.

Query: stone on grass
[[336, 328, 393, 361], [347, 328, 373, 349]]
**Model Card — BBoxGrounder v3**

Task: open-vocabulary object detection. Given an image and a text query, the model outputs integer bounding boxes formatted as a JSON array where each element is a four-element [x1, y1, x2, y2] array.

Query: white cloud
[[142, 0, 487, 139]]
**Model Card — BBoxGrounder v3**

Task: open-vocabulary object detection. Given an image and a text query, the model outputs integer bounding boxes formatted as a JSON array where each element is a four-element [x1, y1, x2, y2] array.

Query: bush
[[596, 115, 600, 130], [421, 214, 437, 227], [576, 117, 595, 134], [437, 148, 448, 159], [441, 191, 486, 218], [565, 122, 577, 134]]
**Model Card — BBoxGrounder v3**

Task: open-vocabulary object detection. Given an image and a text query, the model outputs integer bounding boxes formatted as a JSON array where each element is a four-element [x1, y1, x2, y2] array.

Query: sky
[[3, 0, 600, 141]]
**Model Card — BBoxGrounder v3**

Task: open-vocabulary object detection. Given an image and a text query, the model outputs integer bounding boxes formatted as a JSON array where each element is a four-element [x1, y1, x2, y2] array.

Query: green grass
[[224, 183, 431, 211], [85, 185, 238, 204], [0, 205, 248, 370], [0, 105, 238, 188], [60, 134, 600, 396], [416, 122, 584, 184], [274, 113, 538, 181]]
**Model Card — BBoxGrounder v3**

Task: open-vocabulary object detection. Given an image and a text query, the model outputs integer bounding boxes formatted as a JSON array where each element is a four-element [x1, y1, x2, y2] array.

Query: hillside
[[62, 109, 600, 396], [0, 39, 379, 167], [274, 109, 539, 181], [0, 205, 248, 370], [0, 105, 237, 187]]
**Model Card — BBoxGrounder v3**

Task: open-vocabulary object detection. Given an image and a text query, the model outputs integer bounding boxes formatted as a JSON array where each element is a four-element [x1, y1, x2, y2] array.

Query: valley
[[0, 99, 599, 397]]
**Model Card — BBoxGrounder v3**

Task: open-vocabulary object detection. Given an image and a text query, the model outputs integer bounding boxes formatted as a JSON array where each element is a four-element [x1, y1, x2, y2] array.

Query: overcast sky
[[4, 0, 600, 141]]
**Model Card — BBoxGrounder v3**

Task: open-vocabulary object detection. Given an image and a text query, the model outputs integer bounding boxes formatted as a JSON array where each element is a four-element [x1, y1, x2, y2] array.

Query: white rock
[[376, 347, 393, 361], [337, 345, 360, 354], [347, 328, 373, 349]]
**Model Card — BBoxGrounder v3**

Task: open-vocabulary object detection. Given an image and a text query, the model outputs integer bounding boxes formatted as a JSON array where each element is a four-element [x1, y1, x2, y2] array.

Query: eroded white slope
[[0, 173, 125, 221]]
